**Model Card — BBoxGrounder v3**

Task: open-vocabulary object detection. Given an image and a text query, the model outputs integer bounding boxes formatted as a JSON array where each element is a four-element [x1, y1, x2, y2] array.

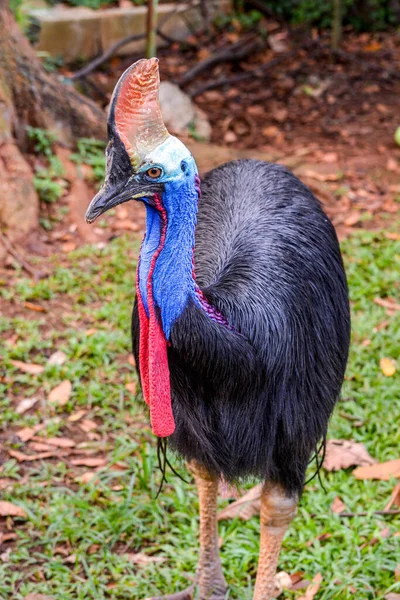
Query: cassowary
[[86, 58, 350, 600]]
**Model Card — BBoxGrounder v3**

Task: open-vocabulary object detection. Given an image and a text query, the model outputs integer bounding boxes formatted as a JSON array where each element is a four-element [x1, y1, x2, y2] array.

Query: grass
[[0, 228, 399, 599]]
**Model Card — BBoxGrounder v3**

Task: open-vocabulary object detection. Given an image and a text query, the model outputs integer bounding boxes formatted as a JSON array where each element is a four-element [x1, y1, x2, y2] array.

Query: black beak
[[85, 178, 158, 224]]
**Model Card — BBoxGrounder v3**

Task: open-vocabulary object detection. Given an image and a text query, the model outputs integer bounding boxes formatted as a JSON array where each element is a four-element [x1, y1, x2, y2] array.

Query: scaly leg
[[188, 461, 228, 600], [253, 484, 298, 600]]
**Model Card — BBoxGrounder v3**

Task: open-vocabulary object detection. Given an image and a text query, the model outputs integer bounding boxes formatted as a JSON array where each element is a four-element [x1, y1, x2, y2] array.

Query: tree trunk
[[0, 0, 105, 252], [0, 0, 105, 147]]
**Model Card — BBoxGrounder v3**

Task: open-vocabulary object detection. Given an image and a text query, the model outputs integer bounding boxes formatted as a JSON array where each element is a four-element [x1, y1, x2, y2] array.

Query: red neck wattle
[[136, 199, 175, 438]]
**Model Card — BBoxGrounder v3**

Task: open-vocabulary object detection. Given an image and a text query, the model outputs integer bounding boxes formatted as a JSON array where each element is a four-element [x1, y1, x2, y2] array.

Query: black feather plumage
[[132, 160, 350, 495]]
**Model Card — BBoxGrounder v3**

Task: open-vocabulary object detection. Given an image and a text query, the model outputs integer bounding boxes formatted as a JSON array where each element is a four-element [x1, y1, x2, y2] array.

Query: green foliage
[[71, 138, 106, 183], [26, 128, 65, 206], [26, 126, 57, 158], [214, 8, 264, 31], [260, 0, 397, 31], [0, 228, 399, 599]]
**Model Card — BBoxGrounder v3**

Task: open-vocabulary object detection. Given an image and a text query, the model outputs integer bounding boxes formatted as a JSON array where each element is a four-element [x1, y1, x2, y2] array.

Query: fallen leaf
[[79, 419, 97, 433], [374, 298, 400, 311], [218, 484, 262, 521], [68, 410, 86, 422], [15, 397, 39, 414], [353, 459, 400, 480], [34, 437, 75, 449], [125, 552, 166, 565], [331, 496, 346, 514], [47, 351, 67, 366], [0, 501, 27, 518], [85, 328, 97, 336], [64, 554, 76, 564], [24, 302, 47, 313], [380, 357, 396, 377], [304, 169, 340, 182], [298, 573, 323, 600], [10, 360, 44, 375], [48, 380, 72, 406], [343, 211, 362, 227], [9, 449, 55, 462], [77, 472, 99, 484], [15, 425, 43, 442], [128, 354, 136, 367], [385, 594, 400, 600], [29, 442, 53, 452], [71, 457, 106, 467], [385, 483, 400, 511], [125, 382, 137, 395], [323, 439, 376, 471]]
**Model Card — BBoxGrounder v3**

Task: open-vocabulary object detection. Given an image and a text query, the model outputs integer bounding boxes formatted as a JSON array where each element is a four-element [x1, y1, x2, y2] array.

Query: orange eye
[[146, 167, 162, 179]]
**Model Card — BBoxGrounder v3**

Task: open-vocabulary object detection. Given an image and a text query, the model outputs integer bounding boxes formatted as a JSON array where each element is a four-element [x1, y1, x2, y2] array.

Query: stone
[[159, 82, 212, 141], [159, 81, 195, 133]]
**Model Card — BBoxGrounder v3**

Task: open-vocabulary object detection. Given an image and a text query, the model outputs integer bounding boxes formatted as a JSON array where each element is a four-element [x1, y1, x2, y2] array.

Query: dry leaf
[[36, 437, 75, 449], [79, 419, 97, 433], [0, 501, 27, 518], [384, 483, 400, 511], [24, 302, 47, 313], [298, 573, 323, 600], [374, 298, 400, 311], [385, 594, 400, 600], [47, 351, 67, 366], [71, 457, 106, 467], [331, 496, 346, 514], [125, 552, 166, 565], [16, 425, 43, 442], [218, 484, 262, 521], [48, 380, 72, 406], [77, 472, 98, 484], [380, 357, 396, 377], [125, 382, 137, 395], [68, 410, 86, 422], [29, 442, 53, 452], [323, 439, 376, 471], [343, 211, 362, 227], [15, 397, 39, 414], [353, 458, 400, 480], [10, 360, 44, 374], [9, 449, 55, 462]]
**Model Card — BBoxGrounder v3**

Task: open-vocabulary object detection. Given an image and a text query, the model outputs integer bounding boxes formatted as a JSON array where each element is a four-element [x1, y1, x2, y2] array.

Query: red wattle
[[136, 195, 175, 438]]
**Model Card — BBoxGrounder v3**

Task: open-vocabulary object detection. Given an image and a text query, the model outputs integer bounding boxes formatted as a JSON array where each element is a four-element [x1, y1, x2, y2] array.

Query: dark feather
[[132, 160, 350, 495]]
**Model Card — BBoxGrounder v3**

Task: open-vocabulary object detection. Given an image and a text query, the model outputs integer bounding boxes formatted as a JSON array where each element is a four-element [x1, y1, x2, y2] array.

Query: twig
[[189, 51, 295, 97], [70, 0, 200, 81], [0, 231, 41, 279], [69, 33, 145, 80], [179, 35, 263, 87], [339, 509, 400, 518]]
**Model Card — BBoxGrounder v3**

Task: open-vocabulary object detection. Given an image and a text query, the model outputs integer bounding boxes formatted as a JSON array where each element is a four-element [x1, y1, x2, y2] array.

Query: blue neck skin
[[138, 172, 199, 340]]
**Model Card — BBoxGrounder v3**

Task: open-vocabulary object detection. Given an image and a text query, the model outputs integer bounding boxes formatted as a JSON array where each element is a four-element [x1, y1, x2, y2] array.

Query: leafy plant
[[71, 138, 106, 183]]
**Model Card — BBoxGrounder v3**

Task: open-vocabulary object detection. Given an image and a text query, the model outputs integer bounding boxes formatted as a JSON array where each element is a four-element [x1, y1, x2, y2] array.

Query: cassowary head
[[85, 58, 198, 223]]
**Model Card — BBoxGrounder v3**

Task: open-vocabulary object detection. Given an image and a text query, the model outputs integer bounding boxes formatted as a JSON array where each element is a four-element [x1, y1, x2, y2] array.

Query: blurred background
[[0, 1, 399, 599]]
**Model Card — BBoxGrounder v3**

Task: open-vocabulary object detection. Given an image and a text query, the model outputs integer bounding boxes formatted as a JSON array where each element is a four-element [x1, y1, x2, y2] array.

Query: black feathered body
[[132, 160, 350, 495]]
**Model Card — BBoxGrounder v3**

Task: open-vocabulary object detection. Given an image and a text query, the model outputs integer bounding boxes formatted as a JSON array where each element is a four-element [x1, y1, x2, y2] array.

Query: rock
[[0, 143, 39, 254], [159, 82, 212, 141], [159, 82, 195, 133]]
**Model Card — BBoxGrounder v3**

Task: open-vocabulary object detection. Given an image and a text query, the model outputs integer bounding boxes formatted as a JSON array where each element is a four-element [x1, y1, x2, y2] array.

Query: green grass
[[0, 229, 399, 599]]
